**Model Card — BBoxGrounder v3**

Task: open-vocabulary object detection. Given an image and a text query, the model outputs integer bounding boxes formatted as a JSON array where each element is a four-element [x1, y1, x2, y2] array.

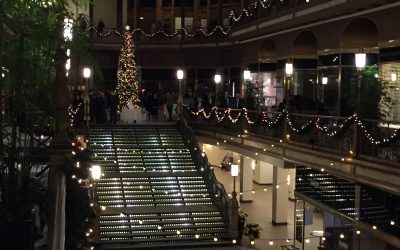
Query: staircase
[[89, 124, 230, 249]]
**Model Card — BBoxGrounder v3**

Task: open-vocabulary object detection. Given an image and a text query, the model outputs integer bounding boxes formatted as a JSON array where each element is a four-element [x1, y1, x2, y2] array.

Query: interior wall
[[200, 143, 229, 167], [253, 161, 273, 184], [67, 2, 89, 18], [93, 0, 117, 30]]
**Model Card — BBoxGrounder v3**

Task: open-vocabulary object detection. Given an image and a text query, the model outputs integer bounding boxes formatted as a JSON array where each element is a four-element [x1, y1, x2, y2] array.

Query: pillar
[[272, 165, 289, 225], [353, 185, 361, 250], [156, 0, 163, 23], [193, 0, 200, 30], [122, 0, 128, 27], [254, 161, 273, 184], [239, 156, 253, 202], [171, 0, 175, 30], [218, 0, 223, 25], [206, 0, 210, 21], [47, 49, 72, 250], [133, 0, 138, 28]]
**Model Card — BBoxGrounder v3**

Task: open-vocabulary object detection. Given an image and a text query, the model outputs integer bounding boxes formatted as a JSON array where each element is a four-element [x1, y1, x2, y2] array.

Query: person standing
[[109, 90, 119, 124], [166, 91, 174, 121]]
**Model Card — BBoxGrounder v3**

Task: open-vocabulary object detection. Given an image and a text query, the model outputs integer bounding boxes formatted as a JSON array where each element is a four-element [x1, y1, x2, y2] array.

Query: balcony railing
[[183, 107, 400, 164], [90, 27, 230, 45]]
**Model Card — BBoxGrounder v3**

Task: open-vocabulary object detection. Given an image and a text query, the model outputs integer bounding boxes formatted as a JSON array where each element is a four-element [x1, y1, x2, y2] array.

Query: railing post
[[229, 191, 239, 239], [353, 184, 361, 250], [353, 120, 360, 157]]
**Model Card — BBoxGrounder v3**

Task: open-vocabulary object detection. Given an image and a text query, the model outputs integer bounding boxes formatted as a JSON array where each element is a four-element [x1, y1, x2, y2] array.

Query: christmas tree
[[115, 26, 140, 110]]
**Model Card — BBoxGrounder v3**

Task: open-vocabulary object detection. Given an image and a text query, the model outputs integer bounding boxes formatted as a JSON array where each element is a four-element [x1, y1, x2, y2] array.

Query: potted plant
[[238, 209, 248, 239], [244, 223, 263, 240]]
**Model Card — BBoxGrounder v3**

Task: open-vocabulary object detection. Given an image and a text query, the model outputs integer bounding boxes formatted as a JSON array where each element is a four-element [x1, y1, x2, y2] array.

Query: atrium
[[1, 0, 400, 250]]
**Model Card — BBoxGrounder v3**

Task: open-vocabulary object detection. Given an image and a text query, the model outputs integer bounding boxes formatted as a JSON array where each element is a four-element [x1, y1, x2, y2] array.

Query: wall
[[67, 1, 89, 18], [253, 160, 273, 184], [93, 0, 117, 30], [200, 143, 229, 167]]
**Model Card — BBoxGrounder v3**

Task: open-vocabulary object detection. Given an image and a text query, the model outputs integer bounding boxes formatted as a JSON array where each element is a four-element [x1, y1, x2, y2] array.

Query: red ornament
[[74, 139, 83, 148]]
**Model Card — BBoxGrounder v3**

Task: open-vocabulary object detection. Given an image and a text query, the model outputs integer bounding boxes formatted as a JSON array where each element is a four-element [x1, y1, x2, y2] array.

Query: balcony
[[184, 107, 400, 197], [230, 0, 396, 40]]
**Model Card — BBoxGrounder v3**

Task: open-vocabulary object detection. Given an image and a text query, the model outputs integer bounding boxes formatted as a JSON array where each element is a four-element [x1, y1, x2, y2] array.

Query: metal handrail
[[178, 117, 230, 226], [183, 107, 400, 163]]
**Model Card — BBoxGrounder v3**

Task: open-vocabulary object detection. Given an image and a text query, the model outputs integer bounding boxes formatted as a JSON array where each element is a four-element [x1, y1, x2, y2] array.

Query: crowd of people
[[72, 86, 332, 126], [72, 89, 119, 126]]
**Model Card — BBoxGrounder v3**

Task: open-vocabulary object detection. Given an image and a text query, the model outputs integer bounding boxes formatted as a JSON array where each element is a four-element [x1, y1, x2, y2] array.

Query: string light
[[186, 107, 400, 146], [89, 25, 230, 39]]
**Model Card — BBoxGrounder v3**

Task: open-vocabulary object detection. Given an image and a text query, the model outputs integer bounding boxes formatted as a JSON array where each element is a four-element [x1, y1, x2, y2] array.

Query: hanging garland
[[285, 112, 314, 134], [84, 0, 292, 39], [88, 25, 230, 39], [185, 106, 400, 146], [228, 0, 277, 22]]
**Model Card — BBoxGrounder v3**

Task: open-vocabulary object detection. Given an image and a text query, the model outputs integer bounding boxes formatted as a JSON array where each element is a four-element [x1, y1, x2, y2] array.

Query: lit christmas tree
[[115, 26, 140, 110]]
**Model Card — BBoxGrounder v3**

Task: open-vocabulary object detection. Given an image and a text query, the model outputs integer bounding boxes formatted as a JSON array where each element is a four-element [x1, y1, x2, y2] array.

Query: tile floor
[[212, 167, 325, 250]]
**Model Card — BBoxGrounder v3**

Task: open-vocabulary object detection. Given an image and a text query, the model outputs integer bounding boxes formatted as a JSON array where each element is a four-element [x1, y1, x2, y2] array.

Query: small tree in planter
[[244, 222, 263, 241], [238, 210, 248, 239], [243, 80, 264, 110]]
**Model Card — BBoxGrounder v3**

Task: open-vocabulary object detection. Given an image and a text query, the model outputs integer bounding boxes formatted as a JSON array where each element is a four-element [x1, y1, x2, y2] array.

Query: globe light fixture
[[243, 70, 251, 80], [322, 77, 328, 85], [214, 74, 221, 84], [231, 164, 239, 177], [231, 164, 239, 192], [83, 67, 91, 79], [176, 69, 184, 80], [91, 165, 102, 180], [355, 53, 366, 69], [285, 63, 293, 75]]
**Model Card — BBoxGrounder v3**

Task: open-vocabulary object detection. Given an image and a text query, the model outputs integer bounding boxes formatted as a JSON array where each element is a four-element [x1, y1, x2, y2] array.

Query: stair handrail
[[178, 117, 230, 225]]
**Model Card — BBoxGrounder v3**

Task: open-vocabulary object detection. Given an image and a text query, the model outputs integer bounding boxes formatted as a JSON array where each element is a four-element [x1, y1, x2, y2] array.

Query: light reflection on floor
[[213, 167, 324, 250]]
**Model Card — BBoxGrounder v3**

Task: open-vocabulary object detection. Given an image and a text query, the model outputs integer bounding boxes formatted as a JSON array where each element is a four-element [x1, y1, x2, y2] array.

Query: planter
[[0, 221, 35, 250]]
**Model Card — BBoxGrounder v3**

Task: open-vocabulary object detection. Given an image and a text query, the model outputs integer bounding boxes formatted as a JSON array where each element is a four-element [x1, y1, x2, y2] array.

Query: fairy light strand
[[185, 106, 400, 146]]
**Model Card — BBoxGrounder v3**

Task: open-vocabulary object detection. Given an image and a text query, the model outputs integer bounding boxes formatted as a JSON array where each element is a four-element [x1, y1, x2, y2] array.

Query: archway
[[293, 30, 318, 57], [259, 39, 277, 62], [341, 18, 378, 49], [292, 31, 318, 106], [258, 39, 277, 106]]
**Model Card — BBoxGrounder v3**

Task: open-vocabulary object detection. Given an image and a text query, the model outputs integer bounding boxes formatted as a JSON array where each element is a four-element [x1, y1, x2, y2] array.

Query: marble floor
[[212, 167, 325, 250]]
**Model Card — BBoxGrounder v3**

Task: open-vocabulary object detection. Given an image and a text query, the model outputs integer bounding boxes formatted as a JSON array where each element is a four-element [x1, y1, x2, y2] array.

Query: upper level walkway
[[183, 107, 400, 197]]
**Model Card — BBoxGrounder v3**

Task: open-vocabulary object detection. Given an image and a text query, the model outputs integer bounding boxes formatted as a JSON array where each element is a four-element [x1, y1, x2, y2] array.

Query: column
[[122, 0, 128, 27], [239, 156, 253, 202], [254, 161, 273, 184], [218, 0, 223, 25], [156, 0, 163, 23], [272, 165, 289, 225], [353, 185, 361, 250], [133, 0, 138, 28], [206, 0, 210, 21], [171, 0, 175, 30], [193, 0, 200, 31]]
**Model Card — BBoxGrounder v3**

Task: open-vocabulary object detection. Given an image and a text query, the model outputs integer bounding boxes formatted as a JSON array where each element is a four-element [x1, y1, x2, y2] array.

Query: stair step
[[90, 125, 228, 249], [100, 204, 220, 215], [100, 218, 224, 227], [100, 224, 227, 232], [99, 228, 228, 238], [100, 212, 223, 221], [96, 236, 231, 249]]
